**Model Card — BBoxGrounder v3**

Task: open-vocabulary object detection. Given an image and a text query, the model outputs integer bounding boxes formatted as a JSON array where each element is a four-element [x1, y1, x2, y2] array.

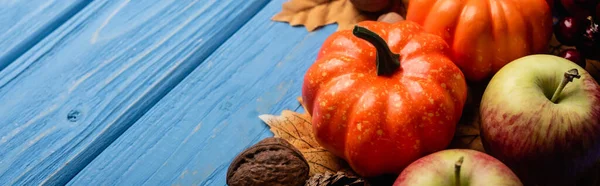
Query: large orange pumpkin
[[302, 21, 467, 177], [406, 0, 553, 82]]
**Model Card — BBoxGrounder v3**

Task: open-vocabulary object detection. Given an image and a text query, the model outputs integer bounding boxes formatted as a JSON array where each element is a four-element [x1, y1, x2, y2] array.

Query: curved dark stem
[[352, 25, 401, 76], [550, 69, 581, 103]]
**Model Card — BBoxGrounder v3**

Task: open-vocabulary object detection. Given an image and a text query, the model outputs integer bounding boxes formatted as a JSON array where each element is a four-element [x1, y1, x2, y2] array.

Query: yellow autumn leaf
[[271, 0, 370, 31], [259, 99, 352, 176]]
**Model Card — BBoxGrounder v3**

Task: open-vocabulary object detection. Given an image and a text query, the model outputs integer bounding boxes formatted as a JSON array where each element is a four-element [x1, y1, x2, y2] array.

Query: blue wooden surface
[[0, 0, 269, 185], [0, 0, 91, 71], [67, 0, 336, 185]]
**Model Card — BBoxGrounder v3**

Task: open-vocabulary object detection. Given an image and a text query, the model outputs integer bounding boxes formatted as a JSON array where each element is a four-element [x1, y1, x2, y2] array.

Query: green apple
[[479, 54, 600, 185], [393, 149, 522, 186]]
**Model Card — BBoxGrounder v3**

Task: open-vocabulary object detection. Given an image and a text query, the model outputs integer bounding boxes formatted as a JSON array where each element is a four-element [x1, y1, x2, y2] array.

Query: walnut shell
[[226, 137, 310, 186]]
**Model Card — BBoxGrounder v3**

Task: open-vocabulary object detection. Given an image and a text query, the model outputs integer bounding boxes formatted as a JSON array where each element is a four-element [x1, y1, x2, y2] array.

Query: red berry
[[555, 17, 585, 46], [559, 49, 587, 68], [576, 17, 600, 60]]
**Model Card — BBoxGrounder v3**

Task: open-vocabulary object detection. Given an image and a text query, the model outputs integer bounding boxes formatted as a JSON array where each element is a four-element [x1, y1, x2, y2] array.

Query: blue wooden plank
[[68, 0, 337, 185], [0, 0, 91, 71], [0, 0, 269, 185]]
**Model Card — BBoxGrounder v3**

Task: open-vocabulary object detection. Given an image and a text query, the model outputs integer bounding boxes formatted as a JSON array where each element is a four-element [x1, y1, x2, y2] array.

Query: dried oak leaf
[[259, 101, 351, 176], [271, 0, 370, 32]]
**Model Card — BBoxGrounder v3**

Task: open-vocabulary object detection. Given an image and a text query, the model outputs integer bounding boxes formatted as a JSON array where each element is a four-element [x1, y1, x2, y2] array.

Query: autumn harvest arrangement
[[226, 0, 600, 185]]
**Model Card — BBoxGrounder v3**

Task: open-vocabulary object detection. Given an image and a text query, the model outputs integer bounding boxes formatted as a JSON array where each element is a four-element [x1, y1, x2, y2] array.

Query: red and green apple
[[393, 149, 522, 186], [480, 54, 600, 185]]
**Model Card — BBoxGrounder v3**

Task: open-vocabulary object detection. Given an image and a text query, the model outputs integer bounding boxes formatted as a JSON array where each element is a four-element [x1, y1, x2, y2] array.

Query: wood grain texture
[[0, 0, 91, 71], [68, 0, 337, 185], [0, 0, 269, 185]]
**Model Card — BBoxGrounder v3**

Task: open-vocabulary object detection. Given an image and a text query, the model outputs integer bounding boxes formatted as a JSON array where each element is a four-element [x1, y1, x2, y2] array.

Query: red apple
[[393, 149, 522, 186], [480, 54, 600, 185]]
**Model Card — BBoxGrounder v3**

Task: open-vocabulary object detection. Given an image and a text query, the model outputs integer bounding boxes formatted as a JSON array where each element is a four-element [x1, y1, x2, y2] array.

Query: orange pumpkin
[[406, 0, 553, 82], [302, 21, 468, 177]]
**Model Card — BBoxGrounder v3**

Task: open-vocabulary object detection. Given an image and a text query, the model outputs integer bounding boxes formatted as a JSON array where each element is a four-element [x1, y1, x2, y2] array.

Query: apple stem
[[550, 69, 581, 103], [455, 156, 464, 186]]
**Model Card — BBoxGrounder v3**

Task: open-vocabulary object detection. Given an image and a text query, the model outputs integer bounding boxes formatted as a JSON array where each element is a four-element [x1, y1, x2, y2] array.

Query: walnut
[[226, 137, 310, 186]]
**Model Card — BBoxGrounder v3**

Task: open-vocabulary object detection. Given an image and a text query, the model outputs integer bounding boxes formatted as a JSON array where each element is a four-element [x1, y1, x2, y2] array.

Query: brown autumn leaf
[[271, 0, 370, 32], [448, 83, 486, 152], [259, 100, 352, 176]]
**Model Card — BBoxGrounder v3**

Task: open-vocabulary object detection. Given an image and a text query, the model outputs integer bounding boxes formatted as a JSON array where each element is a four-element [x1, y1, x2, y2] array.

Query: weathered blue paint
[[0, 0, 269, 185], [68, 0, 337, 185], [0, 0, 91, 71]]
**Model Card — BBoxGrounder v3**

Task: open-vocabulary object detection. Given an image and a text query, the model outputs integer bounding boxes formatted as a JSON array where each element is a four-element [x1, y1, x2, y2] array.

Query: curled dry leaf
[[271, 0, 369, 31], [259, 101, 352, 176], [449, 121, 484, 152]]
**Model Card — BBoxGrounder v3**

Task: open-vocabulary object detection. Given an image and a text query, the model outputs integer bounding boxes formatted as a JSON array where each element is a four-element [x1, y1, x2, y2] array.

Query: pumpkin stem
[[550, 69, 580, 103], [353, 26, 400, 76]]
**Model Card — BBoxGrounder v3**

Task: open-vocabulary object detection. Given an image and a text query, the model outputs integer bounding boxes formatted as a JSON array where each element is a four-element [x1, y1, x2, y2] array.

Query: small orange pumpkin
[[302, 20, 467, 177], [406, 0, 553, 82]]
